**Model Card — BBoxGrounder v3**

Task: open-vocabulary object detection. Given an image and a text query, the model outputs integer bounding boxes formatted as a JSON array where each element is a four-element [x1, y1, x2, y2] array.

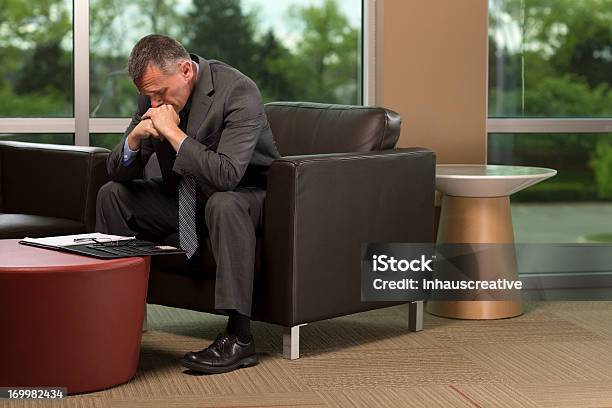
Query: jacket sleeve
[[106, 95, 155, 182], [172, 77, 266, 191]]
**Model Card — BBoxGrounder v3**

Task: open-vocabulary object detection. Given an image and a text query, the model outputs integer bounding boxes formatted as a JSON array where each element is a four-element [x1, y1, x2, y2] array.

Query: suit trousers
[[95, 177, 265, 317]]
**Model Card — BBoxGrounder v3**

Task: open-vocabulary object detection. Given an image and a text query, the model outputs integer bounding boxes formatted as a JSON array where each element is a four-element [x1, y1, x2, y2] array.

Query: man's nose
[[151, 97, 162, 108]]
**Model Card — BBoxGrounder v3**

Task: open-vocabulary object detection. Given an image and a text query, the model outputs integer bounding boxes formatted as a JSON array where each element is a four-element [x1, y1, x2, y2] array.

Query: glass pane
[[488, 133, 612, 243], [90, 133, 122, 150], [488, 0, 612, 118], [89, 0, 363, 117], [0, 0, 73, 117], [0, 134, 73, 145]]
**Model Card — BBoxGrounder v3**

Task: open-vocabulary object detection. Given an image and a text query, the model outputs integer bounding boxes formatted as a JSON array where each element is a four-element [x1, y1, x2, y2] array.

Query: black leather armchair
[[146, 102, 436, 359], [0, 141, 110, 239]]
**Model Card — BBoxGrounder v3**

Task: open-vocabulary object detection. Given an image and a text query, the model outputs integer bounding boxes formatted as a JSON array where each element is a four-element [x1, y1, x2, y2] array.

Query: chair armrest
[[0, 141, 110, 231], [258, 148, 436, 326]]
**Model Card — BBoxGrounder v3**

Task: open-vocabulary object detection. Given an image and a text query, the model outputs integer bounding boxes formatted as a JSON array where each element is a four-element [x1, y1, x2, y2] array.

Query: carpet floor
[[4, 301, 612, 407]]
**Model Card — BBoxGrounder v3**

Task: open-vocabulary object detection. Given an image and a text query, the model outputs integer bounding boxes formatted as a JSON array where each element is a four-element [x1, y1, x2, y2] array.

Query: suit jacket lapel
[[186, 55, 214, 137]]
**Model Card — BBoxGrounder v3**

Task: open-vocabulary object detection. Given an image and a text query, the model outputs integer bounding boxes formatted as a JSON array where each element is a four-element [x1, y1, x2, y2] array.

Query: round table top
[[436, 164, 557, 197], [0, 239, 146, 273]]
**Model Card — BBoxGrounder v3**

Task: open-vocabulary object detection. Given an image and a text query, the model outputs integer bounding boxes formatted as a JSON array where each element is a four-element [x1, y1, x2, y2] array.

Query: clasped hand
[[127, 104, 186, 152], [140, 105, 180, 140]]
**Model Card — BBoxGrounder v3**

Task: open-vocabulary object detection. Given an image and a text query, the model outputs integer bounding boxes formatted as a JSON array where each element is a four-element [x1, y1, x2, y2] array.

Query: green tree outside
[[1, 0, 361, 120], [488, 0, 612, 201]]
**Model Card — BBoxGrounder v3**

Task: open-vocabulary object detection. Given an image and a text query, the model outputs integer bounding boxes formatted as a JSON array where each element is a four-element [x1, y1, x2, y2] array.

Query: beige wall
[[377, 0, 488, 164]]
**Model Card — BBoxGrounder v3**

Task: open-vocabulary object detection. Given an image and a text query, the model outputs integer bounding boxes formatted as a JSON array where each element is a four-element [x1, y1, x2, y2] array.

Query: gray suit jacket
[[107, 55, 280, 201]]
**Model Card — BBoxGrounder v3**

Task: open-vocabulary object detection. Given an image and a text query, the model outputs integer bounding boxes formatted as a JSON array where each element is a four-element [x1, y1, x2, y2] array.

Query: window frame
[[487, 119, 612, 134], [485, 3, 612, 138], [485, 5, 612, 284], [0, 0, 374, 146]]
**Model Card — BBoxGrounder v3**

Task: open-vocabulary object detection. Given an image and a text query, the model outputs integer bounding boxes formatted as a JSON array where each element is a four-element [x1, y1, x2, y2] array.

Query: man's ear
[[179, 60, 192, 80]]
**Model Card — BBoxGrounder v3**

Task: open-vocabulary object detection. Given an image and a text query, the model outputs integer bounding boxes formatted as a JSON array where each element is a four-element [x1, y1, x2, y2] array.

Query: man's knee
[[205, 192, 246, 223], [97, 181, 127, 207], [96, 181, 138, 234]]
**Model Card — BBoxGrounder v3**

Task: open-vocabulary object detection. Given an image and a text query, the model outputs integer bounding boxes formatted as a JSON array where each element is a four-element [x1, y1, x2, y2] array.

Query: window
[[489, 0, 612, 118], [0, 0, 366, 146], [0, 134, 73, 145], [89, 133, 121, 150], [488, 0, 612, 251], [488, 133, 612, 243], [0, 0, 73, 117], [90, 0, 362, 120]]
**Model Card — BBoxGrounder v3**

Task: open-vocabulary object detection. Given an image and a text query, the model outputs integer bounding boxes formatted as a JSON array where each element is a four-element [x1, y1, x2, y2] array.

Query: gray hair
[[127, 34, 190, 82]]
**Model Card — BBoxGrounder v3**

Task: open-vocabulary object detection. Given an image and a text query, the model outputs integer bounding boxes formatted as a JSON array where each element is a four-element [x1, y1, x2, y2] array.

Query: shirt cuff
[[176, 137, 187, 156], [122, 138, 140, 166]]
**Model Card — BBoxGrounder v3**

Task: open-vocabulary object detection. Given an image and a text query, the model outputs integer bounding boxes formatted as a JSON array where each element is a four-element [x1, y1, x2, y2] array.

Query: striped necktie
[[177, 105, 198, 258], [178, 174, 198, 258]]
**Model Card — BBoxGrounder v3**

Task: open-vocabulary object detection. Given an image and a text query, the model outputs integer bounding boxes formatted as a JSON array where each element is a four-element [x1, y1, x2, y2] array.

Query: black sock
[[226, 310, 252, 343]]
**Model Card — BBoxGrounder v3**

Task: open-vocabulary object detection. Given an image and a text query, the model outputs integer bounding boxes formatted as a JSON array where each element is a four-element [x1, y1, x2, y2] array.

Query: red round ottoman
[[0, 239, 150, 394]]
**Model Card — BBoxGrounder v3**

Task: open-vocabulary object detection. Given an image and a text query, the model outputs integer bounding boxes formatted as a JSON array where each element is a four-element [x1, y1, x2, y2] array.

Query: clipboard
[[19, 233, 185, 259]]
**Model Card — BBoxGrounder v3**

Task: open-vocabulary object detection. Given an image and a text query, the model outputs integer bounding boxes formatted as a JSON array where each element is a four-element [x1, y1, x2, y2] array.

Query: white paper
[[22, 232, 135, 248]]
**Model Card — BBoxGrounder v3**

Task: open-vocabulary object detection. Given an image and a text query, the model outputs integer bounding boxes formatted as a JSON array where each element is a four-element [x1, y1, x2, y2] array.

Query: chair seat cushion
[[0, 213, 84, 239]]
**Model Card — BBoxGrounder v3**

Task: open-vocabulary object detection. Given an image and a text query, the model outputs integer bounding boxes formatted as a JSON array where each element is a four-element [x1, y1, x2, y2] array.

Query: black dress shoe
[[181, 333, 258, 374]]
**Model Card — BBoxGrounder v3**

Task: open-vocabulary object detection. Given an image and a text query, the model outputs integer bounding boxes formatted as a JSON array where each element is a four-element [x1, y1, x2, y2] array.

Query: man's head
[[127, 34, 196, 112]]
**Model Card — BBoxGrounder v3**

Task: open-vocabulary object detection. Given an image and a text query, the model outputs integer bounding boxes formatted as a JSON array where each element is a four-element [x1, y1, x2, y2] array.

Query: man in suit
[[96, 34, 280, 374]]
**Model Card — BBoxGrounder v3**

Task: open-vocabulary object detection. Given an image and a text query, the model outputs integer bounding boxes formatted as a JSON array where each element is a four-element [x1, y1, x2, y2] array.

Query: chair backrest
[[264, 102, 401, 156], [143, 102, 402, 179]]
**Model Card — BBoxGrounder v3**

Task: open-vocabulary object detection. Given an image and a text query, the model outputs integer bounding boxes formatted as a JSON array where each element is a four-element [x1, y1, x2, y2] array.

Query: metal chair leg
[[408, 300, 424, 331], [283, 324, 307, 360]]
